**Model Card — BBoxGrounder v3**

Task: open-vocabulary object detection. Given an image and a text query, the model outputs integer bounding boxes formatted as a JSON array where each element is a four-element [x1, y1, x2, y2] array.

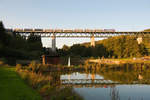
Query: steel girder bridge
[[13, 30, 150, 38], [8, 29, 150, 51]]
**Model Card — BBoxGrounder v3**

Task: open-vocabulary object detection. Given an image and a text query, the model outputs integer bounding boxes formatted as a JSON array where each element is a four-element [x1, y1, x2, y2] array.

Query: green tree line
[[58, 35, 148, 58], [143, 29, 150, 32], [0, 21, 43, 64]]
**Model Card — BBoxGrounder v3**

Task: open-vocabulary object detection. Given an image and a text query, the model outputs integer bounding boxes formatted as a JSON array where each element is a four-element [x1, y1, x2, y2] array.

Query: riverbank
[[15, 62, 84, 100], [0, 65, 42, 100], [87, 57, 150, 65]]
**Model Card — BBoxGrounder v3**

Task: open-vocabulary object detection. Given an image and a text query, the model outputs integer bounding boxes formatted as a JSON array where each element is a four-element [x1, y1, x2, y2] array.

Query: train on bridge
[[8, 28, 116, 33], [6, 28, 150, 52]]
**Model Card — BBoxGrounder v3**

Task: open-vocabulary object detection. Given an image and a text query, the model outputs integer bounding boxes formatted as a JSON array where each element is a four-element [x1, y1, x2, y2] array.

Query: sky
[[0, 0, 150, 48]]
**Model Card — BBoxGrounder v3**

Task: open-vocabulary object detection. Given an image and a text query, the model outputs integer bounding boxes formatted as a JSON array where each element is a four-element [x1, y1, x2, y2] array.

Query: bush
[[16, 64, 22, 71], [29, 61, 39, 72], [0, 61, 4, 65]]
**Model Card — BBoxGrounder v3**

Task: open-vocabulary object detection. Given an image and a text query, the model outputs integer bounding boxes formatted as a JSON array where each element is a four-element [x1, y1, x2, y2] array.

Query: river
[[53, 71, 150, 100]]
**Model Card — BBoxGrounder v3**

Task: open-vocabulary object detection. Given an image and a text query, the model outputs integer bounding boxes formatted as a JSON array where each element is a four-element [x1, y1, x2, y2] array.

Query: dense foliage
[[0, 21, 43, 64], [143, 29, 150, 32], [58, 35, 148, 58], [1, 20, 149, 60]]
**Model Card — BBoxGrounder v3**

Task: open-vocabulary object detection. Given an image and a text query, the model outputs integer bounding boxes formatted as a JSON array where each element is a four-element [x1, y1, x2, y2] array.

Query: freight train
[[13, 28, 116, 32]]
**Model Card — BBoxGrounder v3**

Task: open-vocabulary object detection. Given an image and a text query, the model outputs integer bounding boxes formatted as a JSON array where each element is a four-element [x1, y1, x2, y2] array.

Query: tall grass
[[16, 62, 83, 100], [0, 66, 42, 100], [16, 68, 52, 89]]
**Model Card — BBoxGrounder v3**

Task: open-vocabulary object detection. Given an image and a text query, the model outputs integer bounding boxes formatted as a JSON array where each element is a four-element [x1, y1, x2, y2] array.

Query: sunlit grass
[[0, 66, 42, 100]]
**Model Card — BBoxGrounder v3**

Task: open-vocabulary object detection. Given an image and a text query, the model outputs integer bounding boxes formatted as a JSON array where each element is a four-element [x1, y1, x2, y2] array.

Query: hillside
[[98, 35, 150, 56], [143, 29, 150, 32], [59, 35, 149, 58]]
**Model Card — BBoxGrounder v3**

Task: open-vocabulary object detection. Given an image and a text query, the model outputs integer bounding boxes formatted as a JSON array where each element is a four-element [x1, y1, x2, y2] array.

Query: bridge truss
[[13, 30, 150, 38], [7, 29, 150, 51]]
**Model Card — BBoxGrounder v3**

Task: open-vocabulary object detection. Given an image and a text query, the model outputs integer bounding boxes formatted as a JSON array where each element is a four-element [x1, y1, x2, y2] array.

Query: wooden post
[[42, 55, 46, 65]]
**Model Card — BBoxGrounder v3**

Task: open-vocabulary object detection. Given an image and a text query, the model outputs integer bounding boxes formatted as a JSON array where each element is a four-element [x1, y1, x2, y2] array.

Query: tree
[[138, 44, 148, 56], [62, 45, 69, 51], [143, 29, 150, 32], [0, 21, 9, 45], [27, 34, 42, 51], [0, 21, 13, 57]]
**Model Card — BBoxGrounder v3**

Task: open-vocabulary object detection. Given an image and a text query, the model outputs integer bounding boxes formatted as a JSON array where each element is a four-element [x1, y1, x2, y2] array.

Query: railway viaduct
[[6, 29, 150, 52]]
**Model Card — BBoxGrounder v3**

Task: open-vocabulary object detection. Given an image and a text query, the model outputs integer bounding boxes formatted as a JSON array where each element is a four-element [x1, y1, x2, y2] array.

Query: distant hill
[[143, 29, 150, 32], [59, 35, 149, 58]]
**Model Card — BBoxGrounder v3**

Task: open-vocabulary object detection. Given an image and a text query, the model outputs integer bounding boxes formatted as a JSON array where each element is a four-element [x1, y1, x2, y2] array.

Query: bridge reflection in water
[[61, 79, 118, 87], [47, 70, 150, 100], [59, 72, 118, 88], [50, 71, 149, 88], [48, 69, 150, 100]]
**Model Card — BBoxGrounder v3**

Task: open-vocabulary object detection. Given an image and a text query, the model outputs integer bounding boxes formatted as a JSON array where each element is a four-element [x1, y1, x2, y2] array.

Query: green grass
[[0, 66, 42, 100]]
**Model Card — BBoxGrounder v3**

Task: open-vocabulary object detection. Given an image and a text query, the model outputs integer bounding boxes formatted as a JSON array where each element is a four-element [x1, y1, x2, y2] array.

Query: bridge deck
[[6, 29, 150, 37], [14, 31, 150, 34], [14, 31, 150, 37]]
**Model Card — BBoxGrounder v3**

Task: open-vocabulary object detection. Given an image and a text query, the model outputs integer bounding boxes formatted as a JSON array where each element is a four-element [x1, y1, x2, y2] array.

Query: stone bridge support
[[52, 33, 56, 52], [91, 34, 95, 47], [137, 36, 143, 44]]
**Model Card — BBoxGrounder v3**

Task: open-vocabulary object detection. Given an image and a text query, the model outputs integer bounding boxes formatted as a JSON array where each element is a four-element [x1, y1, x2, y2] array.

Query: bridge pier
[[91, 35, 95, 47], [137, 36, 143, 44], [52, 33, 56, 52]]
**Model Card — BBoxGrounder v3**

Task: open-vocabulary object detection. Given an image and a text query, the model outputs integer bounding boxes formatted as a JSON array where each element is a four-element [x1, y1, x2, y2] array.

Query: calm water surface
[[60, 72, 150, 100]]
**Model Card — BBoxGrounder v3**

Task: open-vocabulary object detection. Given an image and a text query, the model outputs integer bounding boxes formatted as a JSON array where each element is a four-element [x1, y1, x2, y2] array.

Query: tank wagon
[[84, 29, 95, 32], [44, 29, 54, 32], [34, 29, 43, 32], [23, 29, 33, 32], [54, 29, 63, 33], [94, 29, 104, 32], [104, 29, 115, 32], [13, 28, 24, 32], [74, 29, 84, 33], [64, 29, 73, 33]]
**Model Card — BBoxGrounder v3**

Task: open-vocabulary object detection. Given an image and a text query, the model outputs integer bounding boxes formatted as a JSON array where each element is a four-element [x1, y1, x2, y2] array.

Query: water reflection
[[60, 72, 117, 88], [74, 85, 150, 100], [61, 72, 103, 80], [110, 87, 120, 100], [48, 69, 150, 100]]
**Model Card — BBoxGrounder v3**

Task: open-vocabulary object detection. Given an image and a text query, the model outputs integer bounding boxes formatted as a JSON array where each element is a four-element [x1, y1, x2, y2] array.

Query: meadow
[[0, 65, 42, 100]]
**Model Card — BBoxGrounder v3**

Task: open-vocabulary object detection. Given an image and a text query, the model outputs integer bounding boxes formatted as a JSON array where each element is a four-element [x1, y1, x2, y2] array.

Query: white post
[[68, 56, 71, 67], [91, 35, 95, 47]]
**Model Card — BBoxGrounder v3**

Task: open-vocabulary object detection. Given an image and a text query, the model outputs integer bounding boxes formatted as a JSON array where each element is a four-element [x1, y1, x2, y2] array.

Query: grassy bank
[[86, 57, 150, 65], [0, 66, 42, 100], [16, 62, 83, 100]]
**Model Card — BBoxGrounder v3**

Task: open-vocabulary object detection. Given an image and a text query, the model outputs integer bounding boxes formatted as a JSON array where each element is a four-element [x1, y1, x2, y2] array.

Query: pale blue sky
[[0, 0, 150, 48]]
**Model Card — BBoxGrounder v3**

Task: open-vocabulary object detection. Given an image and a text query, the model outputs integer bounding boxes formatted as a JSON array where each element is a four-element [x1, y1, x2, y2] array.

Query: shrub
[[28, 61, 39, 72], [16, 64, 22, 71], [0, 61, 4, 65]]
